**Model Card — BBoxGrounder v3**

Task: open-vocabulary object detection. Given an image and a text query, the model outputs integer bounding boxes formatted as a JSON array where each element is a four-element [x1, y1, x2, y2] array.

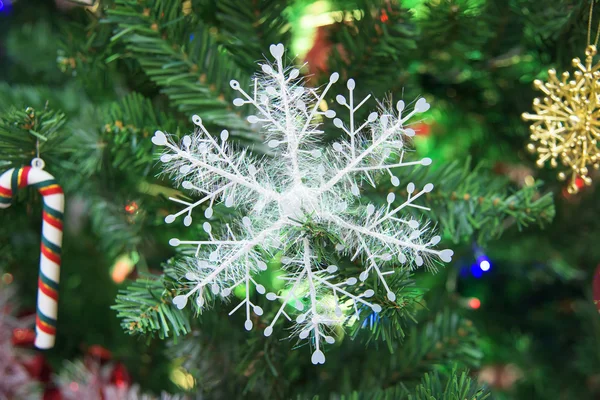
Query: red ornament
[[43, 386, 62, 400], [413, 122, 431, 137], [87, 344, 113, 362], [124, 201, 138, 214], [22, 353, 53, 382], [468, 297, 481, 309], [12, 327, 36, 346], [380, 9, 389, 23], [593, 265, 600, 311], [109, 362, 131, 389]]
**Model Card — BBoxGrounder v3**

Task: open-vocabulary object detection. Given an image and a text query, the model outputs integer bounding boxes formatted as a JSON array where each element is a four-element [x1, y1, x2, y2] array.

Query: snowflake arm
[[316, 96, 432, 196], [264, 238, 380, 364], [230, 44, 338, 186], [170, 220, 286, 310], [152, 122, 280, 225]]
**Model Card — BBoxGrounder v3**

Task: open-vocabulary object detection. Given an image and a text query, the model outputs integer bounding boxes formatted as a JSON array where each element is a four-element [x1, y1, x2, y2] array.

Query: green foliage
[[113, 271, 191, 340], [349, 270, 424, 352], [336, 367, 490, 400], [412, 159, 554, 244], [409, 367, 491, 400], [326, 0, 418, 92], [0, 106, 70, 170], [391, 309, 482, 383], [214, 0, 292, 70], [106, 0, 250, 133]]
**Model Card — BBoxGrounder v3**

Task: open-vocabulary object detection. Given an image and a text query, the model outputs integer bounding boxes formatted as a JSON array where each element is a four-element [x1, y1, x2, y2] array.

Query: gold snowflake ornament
[[522, 45, 600, 194]]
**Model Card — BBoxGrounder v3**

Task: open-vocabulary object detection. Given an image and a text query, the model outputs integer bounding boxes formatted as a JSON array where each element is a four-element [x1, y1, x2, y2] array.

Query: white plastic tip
[[359, 271, 369, 281], [405, 128, 416, 137], [391, 176, 400, 187], [430, 235, 441, 245], [221, 130, 229, 141], [407, 182, 415, 193], [185, 272, 197, 281], [165, 215, 176, 224], [421, 157, 432, 166], [182, 181, 193, 189], [371, 304, 382, 313], [253, 306, 264, 316], [256, 284, 266, 294], [184, 215, 192, 226], [387, 292, 396, 302], [261, 64, 273, 74], [325, 110, 336, 118], [233, 98, 244, 107], [415, 256, 424, 267], [396, 100, 405, 112], [327, 265, 338, 274], [368, 112, 378, 122], [415, 98, 430, 113], [269, 43, 285, 59], [247, 115, 259, 124], [364, 289, 375, 298], [192, 115, 202, 126], [173, 295, 188, 310], [152, 131, 167, 146], [257, 261, 268, 271], [330, 72, 340, 83], [289, 69, 300, 79], [244, 320, 253, 331], [347, 79, 355, 90], [299, 329, 310, 339], [204, 208, 213, 218], [229, 80, 240, 89], [221, 288, 231, 297], [366, 204, 375, 215], [266, 293, 277, 301], [387, 193, 396, 204], [203, 222, 212, 233], [336, 95, 346, 106], [346, 277, 357, 285], [423, 183, 434, 193], [182, 135, 191, 147], [169, 238, 180, 247], [439, 249, 454, 263], [264, 326, 273, 337], [268, 140, 280, 148], [325, 336, 335, 344], [311, 350, 326, 365]]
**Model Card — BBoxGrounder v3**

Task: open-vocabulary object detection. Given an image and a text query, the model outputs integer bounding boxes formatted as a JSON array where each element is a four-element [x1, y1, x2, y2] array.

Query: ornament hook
[[31, 139, 45, 170]]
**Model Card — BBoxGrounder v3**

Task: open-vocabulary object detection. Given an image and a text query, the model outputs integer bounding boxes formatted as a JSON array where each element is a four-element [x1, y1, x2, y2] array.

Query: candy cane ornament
[[0, 158, 64, 349]]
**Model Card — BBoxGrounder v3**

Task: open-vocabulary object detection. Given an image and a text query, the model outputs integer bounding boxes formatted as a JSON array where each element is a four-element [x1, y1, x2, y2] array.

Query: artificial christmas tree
[[3, 0, 599, 399]]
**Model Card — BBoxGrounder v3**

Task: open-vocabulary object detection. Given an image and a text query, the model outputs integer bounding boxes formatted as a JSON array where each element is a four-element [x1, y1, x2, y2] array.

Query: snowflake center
[[279, 184, 320, 219]]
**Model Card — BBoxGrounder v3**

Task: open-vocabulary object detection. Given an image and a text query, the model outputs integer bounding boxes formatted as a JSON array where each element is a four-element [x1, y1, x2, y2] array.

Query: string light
[[468, 298, 481, 309], [480, 260, 491, 272]]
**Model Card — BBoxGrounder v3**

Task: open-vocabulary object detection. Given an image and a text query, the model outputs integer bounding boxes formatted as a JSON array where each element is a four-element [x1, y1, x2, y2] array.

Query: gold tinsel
[[522, 45, 600, 194]]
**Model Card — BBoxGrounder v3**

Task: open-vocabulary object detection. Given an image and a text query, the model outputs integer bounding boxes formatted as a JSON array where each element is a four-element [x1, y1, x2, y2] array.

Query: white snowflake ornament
[[154, 43, 453, 364]]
